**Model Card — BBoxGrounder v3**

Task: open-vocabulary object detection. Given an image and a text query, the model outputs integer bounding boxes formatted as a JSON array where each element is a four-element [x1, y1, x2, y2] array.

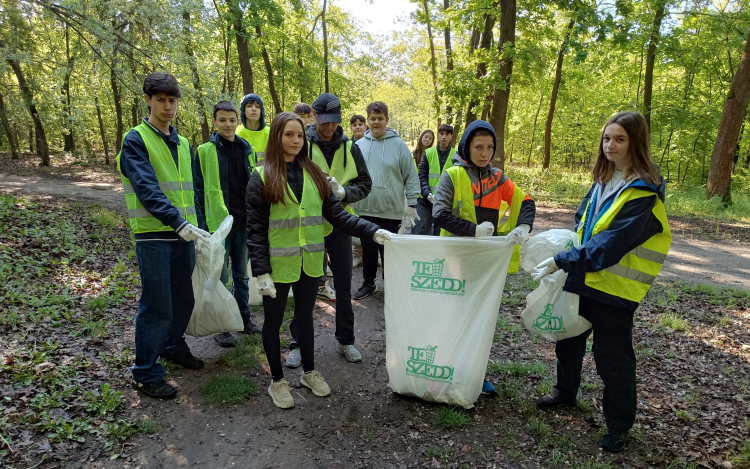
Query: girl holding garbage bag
[[246, 112, 391, 409], [432, 119, 536, 394], [533, 111, 671, 453]]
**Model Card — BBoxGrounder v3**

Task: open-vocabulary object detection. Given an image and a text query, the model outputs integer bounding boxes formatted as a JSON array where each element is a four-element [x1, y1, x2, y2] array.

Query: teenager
[[117, 72, 208, 399], [351, 102, 420, 300], [236, 94, 270, 162], [194, 101, 262, 348], [417, 125, 455, 235], [350, 114, 367, 142], [293, 102, 316, 127], [246, 112, 390, 409], [533, 111, 671, 452], [412, 129, 434, 168], [285, 93, 373, 367]]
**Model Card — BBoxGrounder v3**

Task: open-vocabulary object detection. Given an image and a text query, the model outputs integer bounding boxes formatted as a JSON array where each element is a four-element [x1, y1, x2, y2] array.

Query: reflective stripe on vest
[[197, 142, 255, 233], [309, 140, 358, 236], [576, 186, 672, 304], [116, 123, 197, 233], [426, 147, 456, 193], [440, 165, 524, 273], [257, 166, 325, 283]]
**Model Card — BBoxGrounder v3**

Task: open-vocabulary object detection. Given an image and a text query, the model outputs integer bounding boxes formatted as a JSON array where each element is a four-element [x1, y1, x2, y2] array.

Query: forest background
[[1, 0, 750, 221]]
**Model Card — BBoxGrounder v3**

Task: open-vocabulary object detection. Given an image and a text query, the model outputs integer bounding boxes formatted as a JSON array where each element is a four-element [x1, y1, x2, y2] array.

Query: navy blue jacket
[[193, 132, 254, 232], [554, 177, 666, 312], [119, 118, 193, 242]]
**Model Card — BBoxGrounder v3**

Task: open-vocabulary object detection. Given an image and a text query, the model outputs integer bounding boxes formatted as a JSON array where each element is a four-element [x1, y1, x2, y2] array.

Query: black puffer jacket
[[246, 158, 380, 277]]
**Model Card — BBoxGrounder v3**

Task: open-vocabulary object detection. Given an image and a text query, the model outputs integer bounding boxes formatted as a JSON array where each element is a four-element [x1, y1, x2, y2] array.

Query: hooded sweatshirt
[[352, 129, 420, 220], [432, 120, 535, 236], [236, 93, 270, 155]]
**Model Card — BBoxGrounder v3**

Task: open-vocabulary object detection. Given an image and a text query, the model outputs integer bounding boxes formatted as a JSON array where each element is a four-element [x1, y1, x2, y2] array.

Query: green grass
[[84, 384, 124, 416], [685, 389, 701, 404], [103, 418, 160, 450], [89, 206, 120, 229], [731, 440, 750, 465], [201, 375, 258, 405], [423, 444, 451, 461], [218, 334, 265, 369], [661, 312, 690, 332], [527, 415, 552, 438], [434, 407, 470, 429], [488, 360, 547, 377]]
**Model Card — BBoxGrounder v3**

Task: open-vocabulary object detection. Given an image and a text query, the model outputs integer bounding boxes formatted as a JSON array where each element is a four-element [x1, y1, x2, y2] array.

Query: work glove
[[373, 229, 391, 245], [176, 223, 210, 243], [328, 176, 346, 201], [505, 224, 530, 245], [531, 257, 560, 282], [256, 273, 277, 298], [427, 193, 434, 204], [474, 221, 495, 237], [402, 205, 419, 227]]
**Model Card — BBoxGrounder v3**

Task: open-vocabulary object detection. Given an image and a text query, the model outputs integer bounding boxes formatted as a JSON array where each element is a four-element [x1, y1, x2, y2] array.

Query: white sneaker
[[317, 280, 336, 302], [268, 379, 294, 409], [300, 370, 331, 397], [285, 348, 301, 368], [337, 343, 362, 362]]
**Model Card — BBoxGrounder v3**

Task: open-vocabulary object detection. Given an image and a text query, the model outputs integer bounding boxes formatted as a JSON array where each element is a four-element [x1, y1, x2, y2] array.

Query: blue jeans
[[220, 223, 250, 313], [416, 198, 439, 235], [131, 241, 196, 384]]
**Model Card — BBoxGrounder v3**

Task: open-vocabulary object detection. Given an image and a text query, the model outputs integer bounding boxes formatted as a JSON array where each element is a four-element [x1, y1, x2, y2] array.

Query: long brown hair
[[262, 112, 330, 205], [592, 111, 661, 186], [413, 129, 435, 166]]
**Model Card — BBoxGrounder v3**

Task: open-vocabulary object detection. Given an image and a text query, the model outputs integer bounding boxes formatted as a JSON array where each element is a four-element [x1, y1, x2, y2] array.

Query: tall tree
[[0, 92, 21, 160], [465, 6, 497, 126], [62, 23, 75, 151], [227, 0, 254, 95], [322, 0, 329, 93], [443, 0, 454, 124], [95, 95, 110, 164], [488, 0, 516, 171], [706, 24, 750, 203], [643, 0, 667, 130], [183, 10, 210, 143], [420, 0, 440, 126], [254, 16, 282, 114]]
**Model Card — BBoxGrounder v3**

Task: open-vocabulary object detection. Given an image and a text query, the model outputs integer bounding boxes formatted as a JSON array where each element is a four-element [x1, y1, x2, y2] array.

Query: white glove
[[328, 176, 346, 200], [427, 193, 434, 204], [176, 223, 210, 243], [373, 229, 391, 245], [531, 257, 560, 282], [505, 224, 530, 245], [256, 273, 277, 298], [404, 205, 419, 220], [474, 221, 495, 237]]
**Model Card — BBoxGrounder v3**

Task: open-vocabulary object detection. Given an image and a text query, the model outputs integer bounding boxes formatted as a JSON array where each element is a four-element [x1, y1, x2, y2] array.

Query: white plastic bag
[[246, 259, 263, 306], [186, 216, 243, 337], [384, 235, 516, 409], [519, 229, 591, 341]]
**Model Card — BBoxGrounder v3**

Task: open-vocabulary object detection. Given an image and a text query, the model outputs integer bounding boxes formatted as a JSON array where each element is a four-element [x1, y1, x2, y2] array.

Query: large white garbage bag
[[186, 216, 243, 337], [384, 235, 515, 409], [519, 229, 591, 341]]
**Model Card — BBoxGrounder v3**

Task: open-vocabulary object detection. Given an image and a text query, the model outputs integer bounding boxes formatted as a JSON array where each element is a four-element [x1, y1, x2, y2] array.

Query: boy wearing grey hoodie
[[352, 101, 420, 299]]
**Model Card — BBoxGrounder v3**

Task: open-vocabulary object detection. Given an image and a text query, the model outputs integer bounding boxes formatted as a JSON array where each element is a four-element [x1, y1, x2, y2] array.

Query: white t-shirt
[[594, 170, 628, 219]]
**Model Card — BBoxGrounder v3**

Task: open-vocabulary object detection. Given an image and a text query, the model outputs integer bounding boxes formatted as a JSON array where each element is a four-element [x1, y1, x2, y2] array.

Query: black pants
[[291, 232, 355, 347], [262, 270, 319, 380], [360, 216, 400, 286], [552, 295, 637, 433], [416, 198, 440, 235]]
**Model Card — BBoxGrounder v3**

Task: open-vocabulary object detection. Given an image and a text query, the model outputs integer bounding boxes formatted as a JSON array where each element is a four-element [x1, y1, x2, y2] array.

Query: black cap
[[312, 93, 342, 124]]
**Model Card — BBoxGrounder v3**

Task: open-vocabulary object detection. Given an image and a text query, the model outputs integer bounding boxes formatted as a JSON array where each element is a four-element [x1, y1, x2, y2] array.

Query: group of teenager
[[119, 71, 670, 454]]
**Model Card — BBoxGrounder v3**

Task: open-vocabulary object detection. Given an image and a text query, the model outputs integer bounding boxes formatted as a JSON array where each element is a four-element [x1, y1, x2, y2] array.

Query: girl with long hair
[[246, 112, 390, 409], [412, 129, 435, 167], [532, 111, 671, 452]]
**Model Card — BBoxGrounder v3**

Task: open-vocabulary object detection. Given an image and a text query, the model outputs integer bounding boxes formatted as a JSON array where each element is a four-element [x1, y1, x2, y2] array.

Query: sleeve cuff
[[553, 253, 567, 272], [170, 217, 189, 233]]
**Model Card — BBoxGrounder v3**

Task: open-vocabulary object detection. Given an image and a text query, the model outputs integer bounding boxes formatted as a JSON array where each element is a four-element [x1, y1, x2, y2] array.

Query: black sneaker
[[131, 379, 177, 399], [241, 313, 263, 334], [536, 394, 576, 410], [214, 332, 237, 348], [601, 430, 629, 452], [161, 353, 204, 369], [353, 283, 377, 300]]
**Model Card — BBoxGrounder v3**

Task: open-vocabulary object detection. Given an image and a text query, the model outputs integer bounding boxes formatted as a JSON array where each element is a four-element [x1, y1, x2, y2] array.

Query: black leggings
[[262, 270, 319, 380]]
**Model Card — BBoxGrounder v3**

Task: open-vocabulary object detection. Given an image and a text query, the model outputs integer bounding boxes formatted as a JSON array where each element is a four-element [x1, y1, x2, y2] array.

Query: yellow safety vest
[[426, 147, 456, 194], [197, 141, 256, 233], [309, 140, 358, 236], [236, 124, 270, 164], [116, 122, 197, 233], [257, 166, 325, 283], [440, 165, 525, 274], [577, 186, 671, 304]]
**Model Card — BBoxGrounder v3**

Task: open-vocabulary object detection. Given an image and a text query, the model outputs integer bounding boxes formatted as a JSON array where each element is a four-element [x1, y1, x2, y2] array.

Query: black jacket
[[246, 158, 380, 277]]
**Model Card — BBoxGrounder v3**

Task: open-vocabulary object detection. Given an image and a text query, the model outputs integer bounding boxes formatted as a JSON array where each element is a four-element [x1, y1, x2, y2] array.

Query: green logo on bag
[[532, 303, 566, 332], [411, 258, 466, 296], [565, 240, 574, 249], [406, 345, 454, 382]]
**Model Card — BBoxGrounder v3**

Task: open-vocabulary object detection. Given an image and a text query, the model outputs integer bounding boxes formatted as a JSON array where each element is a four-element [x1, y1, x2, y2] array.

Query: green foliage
[[661, 313, 690, 332], [84, 384, 124, 416], [201, 375, 258, 406], [434, 407, 470, 429], [731, 440, 750, 465], [218, 334, 265, 369], [423, 444, 451, 461], [103, 418, 160, 451]]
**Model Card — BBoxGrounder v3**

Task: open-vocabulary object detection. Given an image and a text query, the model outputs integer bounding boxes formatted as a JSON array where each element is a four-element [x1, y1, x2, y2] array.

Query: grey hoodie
[[352, 129, 420, 220]]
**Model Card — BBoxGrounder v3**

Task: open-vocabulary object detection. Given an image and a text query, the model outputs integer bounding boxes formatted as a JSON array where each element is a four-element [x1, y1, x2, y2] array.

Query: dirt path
[[0, 173, 126, 214]]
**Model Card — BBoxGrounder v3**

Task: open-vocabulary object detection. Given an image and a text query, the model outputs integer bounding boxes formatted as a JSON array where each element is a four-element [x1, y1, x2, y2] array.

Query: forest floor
[[1, 153, 750, 469]]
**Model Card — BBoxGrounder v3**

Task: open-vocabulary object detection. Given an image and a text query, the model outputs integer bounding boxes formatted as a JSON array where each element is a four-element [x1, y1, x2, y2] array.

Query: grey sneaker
[[214, 332, 237, 348], [285, 348, 301, 368], [337, 343, 362, 362]]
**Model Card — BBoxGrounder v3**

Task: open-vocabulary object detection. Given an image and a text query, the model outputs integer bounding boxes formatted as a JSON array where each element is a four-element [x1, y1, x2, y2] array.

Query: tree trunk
[[29, 129, 34, 153], [706, 24, 750, 203], [322, 0, 330, 93], [542, 8, 577, 169], [443, 0, 454, 123], [422, 0, 441, 126], [131, 97, 139, 128], [228, 0, 254, 95], [465, 8, 497, 126], [63, 24, 75, 152], [110, 65, 124, 154], [643, 1, 667, 130], [635, 40, 645, 108], [0, 93, 21, 160], [254, 19, 282, 114], [183, 11, 211, 143], [527, 91, 544, 167], [5, 53, 50, 165], [488, 0, 516, 171], [95, 95, 110, 164]]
